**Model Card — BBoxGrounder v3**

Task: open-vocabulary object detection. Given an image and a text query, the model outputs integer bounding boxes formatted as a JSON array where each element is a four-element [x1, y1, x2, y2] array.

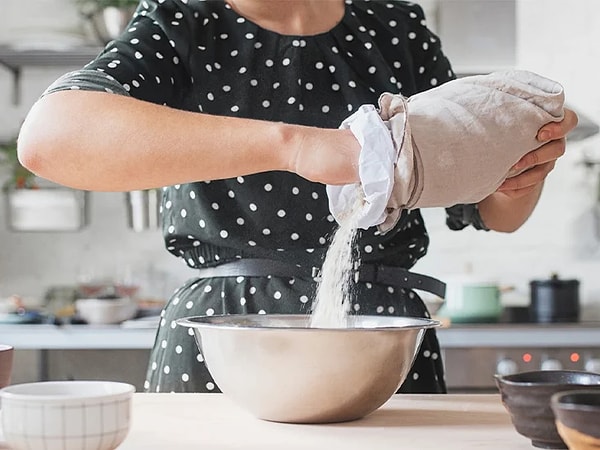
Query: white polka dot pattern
[[44, 0, 457, 395]]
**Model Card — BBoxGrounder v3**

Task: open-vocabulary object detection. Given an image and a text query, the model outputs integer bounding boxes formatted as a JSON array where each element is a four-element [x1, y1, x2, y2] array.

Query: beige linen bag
[[328, 70, 565, 232]]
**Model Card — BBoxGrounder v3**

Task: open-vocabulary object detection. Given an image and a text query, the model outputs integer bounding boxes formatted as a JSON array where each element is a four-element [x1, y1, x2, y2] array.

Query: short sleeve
[[42, 1, 192, 107], [42, 68, 131, 97]]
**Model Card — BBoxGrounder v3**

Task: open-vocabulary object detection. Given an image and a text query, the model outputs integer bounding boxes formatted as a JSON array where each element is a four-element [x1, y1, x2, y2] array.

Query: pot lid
[[443, 274, 499, 287], [530, 273, 580, 287]]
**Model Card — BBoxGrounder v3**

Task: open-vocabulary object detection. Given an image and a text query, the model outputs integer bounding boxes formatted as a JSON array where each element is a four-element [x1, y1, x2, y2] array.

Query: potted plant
[[0, 140, 37, 190], [75, 0, 139, 44], [0, 139, 89, 232]]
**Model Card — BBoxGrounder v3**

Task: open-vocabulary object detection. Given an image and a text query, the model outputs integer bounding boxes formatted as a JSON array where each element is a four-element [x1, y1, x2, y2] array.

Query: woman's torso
[[133, 0, 456, 270]]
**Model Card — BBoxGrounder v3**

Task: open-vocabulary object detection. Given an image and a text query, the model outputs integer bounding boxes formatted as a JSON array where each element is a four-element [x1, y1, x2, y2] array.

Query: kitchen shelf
[[0, 45, 102, 104]]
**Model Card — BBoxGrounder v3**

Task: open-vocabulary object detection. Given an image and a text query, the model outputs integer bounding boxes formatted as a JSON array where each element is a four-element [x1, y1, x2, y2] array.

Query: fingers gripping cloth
[[327, 70, 565, 233]]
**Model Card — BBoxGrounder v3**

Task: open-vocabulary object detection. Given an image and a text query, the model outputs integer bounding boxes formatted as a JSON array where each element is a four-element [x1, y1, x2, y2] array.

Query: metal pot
[[82, 6, 136, 45], [125, 189, 161, 232], [529, 274, 580, 323], [437, 276, 504, 323]]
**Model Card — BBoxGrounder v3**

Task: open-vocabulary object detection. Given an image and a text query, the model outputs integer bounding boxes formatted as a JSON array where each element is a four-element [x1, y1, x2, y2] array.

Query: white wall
[[1, 1, 599, 316]]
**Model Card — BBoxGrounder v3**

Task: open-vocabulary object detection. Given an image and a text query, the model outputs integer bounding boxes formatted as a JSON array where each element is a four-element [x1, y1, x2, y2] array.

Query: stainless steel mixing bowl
[[177, 314, 439, 424]]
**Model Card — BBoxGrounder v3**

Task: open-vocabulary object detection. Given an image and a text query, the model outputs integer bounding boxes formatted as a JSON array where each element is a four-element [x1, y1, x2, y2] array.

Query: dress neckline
[[223, 0, 351, 39]]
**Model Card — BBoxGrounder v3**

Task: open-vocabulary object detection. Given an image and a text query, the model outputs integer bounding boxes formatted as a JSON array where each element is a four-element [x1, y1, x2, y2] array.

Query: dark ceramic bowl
[[495, 370, 600, 449], [551, 390, 600, 450]]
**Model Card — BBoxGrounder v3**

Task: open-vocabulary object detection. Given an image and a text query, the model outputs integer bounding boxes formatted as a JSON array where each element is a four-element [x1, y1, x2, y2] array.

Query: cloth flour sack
[[327, 70, 565, 232]]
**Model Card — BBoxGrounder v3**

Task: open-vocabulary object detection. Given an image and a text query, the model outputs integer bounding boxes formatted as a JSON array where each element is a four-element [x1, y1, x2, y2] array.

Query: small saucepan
[[438, 275, 509, 323]]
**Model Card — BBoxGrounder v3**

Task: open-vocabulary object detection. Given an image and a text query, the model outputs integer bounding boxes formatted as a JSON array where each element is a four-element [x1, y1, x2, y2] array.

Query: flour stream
[[310, 197, 364, 328]]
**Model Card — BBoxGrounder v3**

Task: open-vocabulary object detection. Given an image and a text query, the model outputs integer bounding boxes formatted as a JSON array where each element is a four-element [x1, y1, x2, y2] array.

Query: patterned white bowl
[[0, 380, 135, 450]]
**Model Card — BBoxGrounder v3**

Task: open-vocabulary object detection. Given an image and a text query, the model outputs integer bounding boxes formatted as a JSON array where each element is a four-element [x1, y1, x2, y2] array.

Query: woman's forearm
[[17, 90, 360, 191], [477, 183, 544, 233]]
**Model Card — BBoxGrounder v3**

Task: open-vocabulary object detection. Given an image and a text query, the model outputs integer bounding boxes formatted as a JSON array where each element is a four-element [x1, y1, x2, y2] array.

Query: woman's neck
[[226, 0, 346, 36]]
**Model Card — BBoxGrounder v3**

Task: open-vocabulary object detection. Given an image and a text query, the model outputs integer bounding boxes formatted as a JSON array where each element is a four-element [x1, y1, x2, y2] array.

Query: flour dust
[[309, 196, 364, 328]]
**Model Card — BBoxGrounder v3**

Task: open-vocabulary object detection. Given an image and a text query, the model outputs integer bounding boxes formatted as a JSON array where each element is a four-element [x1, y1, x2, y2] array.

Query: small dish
[[495, 370, 600, 449], [551, 390, 600, 450], [76, 297, 138, 324]]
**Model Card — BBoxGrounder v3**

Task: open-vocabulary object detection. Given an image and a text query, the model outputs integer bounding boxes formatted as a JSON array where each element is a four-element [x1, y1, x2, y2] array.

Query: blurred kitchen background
[[416, 0, 600, 319], [1, 0, 600, 392]]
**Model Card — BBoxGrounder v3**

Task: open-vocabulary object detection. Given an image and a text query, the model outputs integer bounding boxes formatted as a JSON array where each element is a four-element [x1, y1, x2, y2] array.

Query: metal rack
[[0, 45, 101, 104]]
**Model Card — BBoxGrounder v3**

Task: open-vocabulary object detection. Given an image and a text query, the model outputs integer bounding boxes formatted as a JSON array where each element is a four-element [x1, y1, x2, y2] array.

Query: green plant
[[0, 140, 38, 190]]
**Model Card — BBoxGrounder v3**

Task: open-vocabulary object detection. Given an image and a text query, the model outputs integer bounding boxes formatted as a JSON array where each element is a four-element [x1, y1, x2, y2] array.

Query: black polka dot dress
[[45, 0, 488, 394]]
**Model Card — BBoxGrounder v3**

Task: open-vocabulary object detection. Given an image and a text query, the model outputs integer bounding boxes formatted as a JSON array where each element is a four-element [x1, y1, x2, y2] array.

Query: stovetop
[[439, 320, 600, 390]]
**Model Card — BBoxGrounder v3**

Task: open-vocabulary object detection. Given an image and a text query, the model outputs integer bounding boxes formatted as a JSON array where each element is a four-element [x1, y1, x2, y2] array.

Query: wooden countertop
[[113, 393, 532, 449]]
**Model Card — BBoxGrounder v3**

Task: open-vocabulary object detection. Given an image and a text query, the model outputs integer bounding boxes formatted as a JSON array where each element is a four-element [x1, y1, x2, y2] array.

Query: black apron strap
[[197, 259, 446, 299], [354, 264, 446, 299], [196, 259, 313, 279]]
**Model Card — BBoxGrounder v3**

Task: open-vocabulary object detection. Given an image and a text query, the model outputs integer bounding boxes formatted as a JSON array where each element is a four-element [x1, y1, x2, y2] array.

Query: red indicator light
[[522, 353, 533, 363], [570, 353, 580, 363]]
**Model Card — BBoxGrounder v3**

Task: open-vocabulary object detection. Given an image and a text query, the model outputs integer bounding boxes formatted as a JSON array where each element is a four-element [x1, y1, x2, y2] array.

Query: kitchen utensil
[[0, 295, 49, 324], [85, 6, 137, 45], [0, 380, 135, 450], [177, 314, 439, 424], [0, 344, 14, 388], [551, 390, 600, 450], [126, 189, 161, 232], [437, 276, 503, 323], [0, 310, 46, 324], [530, 274, 580, 323], [500, 305, 532, 323], [495, 370, 600, 449], [75, 297, 138, 324]]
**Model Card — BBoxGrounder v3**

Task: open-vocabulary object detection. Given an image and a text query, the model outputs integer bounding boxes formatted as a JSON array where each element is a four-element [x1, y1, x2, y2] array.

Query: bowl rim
[[551, 389, 600, 412], [494, 370, 600, 386], [0, 380, 135, 402], [176, 313, 441, 331]]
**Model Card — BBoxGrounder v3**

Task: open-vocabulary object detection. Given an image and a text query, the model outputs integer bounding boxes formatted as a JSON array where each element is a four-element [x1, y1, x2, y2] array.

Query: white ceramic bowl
[[177, 314, 439, 424], [0, 380, 135, 450], [76, 298, 138, 325]]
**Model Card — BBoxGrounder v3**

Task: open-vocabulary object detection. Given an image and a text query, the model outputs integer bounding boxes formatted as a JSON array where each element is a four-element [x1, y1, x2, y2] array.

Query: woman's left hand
[[497, 108, 579, 199]]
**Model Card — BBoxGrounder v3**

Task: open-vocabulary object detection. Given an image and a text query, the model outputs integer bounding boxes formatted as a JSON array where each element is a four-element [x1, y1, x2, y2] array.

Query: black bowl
[[495, 370, 600, 449], [551, 390, 600, 450]]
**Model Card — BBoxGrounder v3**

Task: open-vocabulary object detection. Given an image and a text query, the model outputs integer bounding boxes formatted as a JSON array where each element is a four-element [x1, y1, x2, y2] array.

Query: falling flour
[[310, 194, 364, 328]]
